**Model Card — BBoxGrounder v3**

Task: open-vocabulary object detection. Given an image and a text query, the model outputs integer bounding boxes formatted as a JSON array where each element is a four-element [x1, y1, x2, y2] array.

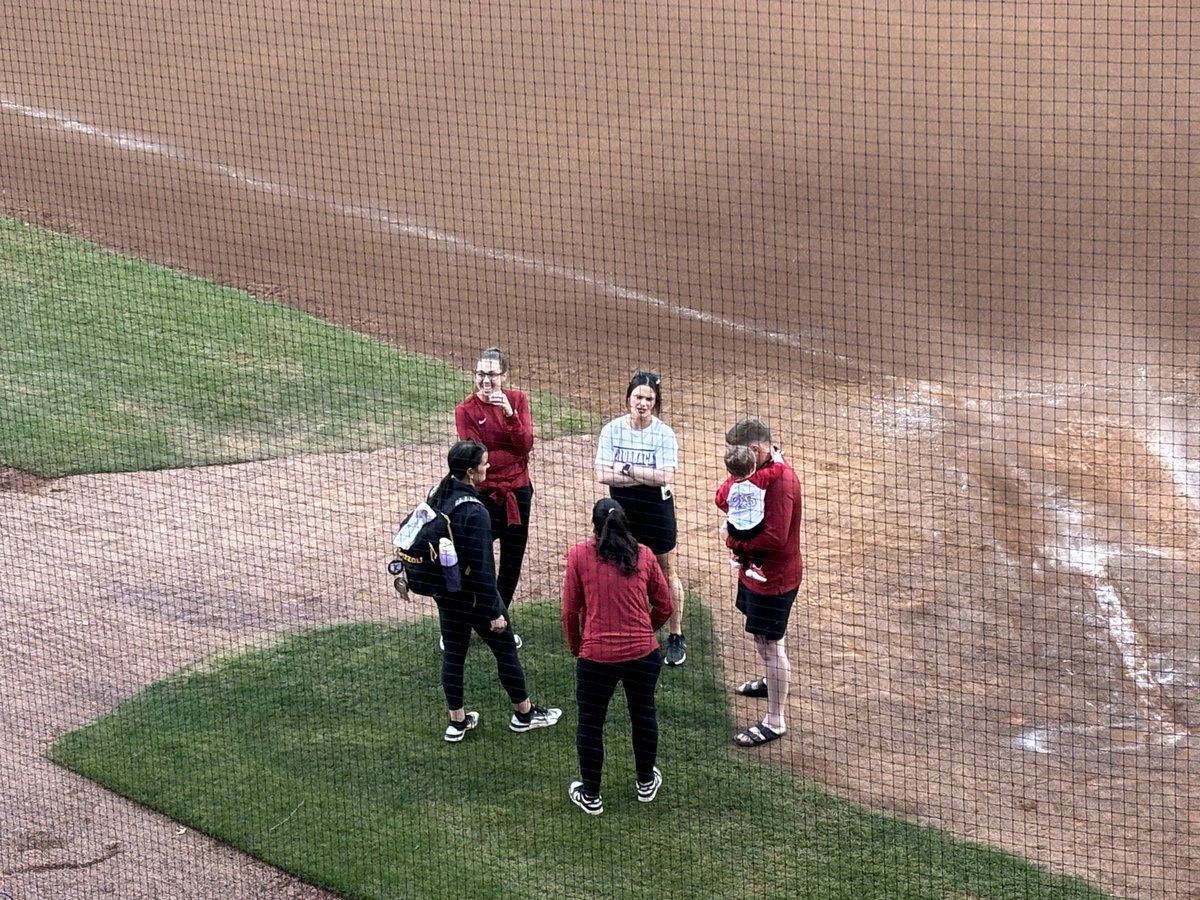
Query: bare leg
[[755, 635, 791, 732]]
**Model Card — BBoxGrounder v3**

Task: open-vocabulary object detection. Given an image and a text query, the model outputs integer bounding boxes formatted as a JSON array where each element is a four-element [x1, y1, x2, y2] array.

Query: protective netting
[[1, 2, 1196, 898]]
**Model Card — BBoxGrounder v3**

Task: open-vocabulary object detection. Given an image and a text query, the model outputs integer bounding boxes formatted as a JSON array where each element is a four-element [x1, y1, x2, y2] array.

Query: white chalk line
[[1, 95, 873, 371], [934, 391, 1194, 753], [1017, 497, 1189, 751]]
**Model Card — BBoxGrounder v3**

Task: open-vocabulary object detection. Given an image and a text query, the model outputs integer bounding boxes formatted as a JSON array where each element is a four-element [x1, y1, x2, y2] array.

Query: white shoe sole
[[569, 781, 603, 815], [444, 711, 479, 743], [510, 707, 563, 732], [637, 766, 662, 802]]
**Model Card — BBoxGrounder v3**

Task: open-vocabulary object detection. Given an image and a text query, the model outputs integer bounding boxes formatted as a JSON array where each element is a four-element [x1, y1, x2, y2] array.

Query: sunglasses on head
[[632, 371, 661, 386]]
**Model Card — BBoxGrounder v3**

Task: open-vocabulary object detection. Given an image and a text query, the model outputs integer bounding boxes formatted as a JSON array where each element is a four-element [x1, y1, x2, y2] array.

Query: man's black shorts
[[736, 582, 798, 641]]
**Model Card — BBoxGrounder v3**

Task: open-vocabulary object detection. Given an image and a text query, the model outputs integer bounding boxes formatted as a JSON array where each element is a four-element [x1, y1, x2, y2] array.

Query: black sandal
[[734, 678, 769, 698], [735, 722, 785, 747]]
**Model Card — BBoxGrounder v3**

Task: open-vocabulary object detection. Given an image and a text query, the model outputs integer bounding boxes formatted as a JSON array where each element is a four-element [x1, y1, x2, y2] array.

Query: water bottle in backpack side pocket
[[438, 537, 462, 593]]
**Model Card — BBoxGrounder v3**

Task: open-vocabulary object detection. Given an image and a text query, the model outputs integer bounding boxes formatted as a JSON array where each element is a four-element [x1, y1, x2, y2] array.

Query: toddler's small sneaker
[[510, 704, 562, 732], [636, 766, 663, 803], [729, 557, 743, 571], [745, 564, 768, 584], [444, 711, 479, 743], [569, 781, 603, 815]]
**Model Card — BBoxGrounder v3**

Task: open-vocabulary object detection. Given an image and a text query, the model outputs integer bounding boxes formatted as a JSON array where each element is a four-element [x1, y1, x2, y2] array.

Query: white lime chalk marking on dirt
[[1040, 505, 1188, 748], [1015, 727, 1052, 754], [1091, 579, 1158, 693], [1013, 719, 1174, 756], [1, 96, 868, 370], [1145, 427, 1200, 514]]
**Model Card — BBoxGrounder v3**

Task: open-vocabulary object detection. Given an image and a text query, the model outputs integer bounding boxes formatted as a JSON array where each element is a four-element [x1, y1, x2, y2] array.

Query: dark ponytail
[[429, 439, 486, 506], [592, 498, 639, 576]]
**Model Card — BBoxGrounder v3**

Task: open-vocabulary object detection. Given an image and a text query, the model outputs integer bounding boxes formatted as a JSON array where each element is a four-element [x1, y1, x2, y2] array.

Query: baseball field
[[1, 2, 1197, 898]]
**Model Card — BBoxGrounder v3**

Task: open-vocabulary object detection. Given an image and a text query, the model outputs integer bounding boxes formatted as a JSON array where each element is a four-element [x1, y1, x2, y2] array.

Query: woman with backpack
[[561, 498, 674, 815], [430, 439, 561, 742]]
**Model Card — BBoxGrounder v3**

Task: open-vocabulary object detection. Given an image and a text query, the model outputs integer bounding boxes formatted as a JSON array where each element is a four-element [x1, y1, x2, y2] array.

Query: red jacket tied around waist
[[455, 389, 533, 525]]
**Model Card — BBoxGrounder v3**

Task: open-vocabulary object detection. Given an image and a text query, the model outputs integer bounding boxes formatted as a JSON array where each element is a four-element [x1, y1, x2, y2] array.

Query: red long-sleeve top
[[455, 389, 534, 524], [724, 455, 805, 594], [561, 539, 673, 663]]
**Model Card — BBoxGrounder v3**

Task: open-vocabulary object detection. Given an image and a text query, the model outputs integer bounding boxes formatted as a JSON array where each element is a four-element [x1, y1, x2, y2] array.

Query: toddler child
[[714, 444, 780, 583]]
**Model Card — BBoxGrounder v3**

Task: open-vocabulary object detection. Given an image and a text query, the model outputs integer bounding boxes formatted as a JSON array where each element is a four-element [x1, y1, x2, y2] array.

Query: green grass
[[0, 217, 588, 476], [53, 603, 1107, 900]]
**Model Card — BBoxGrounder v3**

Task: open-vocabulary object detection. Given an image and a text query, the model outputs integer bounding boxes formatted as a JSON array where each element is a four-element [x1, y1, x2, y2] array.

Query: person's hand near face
[[475, 364, 514, 417]]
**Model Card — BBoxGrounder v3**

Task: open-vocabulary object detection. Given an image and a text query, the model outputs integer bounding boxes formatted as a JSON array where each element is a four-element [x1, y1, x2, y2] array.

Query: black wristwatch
[[621, 463, 633, 477]]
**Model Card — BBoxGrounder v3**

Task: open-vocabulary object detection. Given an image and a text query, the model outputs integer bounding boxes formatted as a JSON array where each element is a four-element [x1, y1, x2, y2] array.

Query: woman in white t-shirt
[[595, 371, 688, 666]]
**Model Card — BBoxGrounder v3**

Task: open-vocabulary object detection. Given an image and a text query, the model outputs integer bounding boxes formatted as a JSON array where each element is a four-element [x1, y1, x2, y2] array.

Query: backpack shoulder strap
[[439, 494, 484, 548], [429, 492, 483, 517]]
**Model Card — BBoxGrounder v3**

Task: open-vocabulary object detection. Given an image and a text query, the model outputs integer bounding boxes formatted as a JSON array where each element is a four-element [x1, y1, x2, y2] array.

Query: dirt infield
[[2, 2, 1199, 898]]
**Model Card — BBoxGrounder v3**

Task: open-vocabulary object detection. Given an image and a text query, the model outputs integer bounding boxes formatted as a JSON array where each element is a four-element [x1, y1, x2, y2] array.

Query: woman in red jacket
[[455, 347, 534, 641], [562, 498, 674, 815]]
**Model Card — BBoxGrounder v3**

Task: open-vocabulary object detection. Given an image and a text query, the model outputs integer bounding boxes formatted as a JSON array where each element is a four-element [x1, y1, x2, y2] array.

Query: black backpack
[[388, 494, 482, 597]]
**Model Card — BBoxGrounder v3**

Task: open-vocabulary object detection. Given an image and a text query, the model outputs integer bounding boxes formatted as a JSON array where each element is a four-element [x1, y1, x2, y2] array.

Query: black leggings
[[483, 485, 533, 610], [575, 650, 662, 796], [438, 603, 526, 711]]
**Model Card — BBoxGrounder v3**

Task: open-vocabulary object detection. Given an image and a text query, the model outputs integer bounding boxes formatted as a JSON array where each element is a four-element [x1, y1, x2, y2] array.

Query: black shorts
[[736, 582, 798, 641], [610, 485, 677, 555]]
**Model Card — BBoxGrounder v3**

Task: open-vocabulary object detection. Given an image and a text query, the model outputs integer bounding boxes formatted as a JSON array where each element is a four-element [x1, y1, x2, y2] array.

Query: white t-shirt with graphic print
[[595, 416, 679, 472], [725, 479, 766, 532]]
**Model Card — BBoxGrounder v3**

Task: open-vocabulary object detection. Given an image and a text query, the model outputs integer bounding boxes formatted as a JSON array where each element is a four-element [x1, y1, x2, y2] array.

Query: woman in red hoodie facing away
[[455, 347, 534, 644], [561, 498, 674, 816]]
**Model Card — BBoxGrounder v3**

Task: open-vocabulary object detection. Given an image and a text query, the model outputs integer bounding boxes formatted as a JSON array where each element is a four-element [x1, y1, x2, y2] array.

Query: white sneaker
[[510, 704, 562, 732], [636, 766, 662, 802], [745, 565, 768, 584], [444, 711, 479, 743], [569, 781, 603, 815]]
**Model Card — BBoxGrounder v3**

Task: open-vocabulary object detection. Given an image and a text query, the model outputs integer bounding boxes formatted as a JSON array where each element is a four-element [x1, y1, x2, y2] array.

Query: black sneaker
[[665, 634, 686, 666], [569, 781, 603, 815], [510, 705, 562, 732], [636, 766, 663, 802]]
